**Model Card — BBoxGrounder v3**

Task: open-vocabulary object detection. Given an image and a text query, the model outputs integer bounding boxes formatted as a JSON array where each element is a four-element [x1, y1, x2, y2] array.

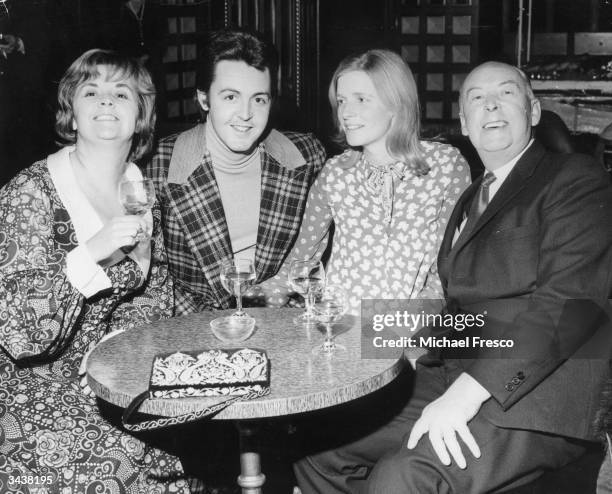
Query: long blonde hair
[[328, 49, 428, 175]]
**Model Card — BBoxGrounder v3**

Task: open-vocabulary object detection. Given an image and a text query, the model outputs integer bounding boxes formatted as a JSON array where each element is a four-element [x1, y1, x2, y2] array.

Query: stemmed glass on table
[[119, 179, 156, 241], [211, 258, 257, 342], [311, 284, 349, 357], [288, 259, 326, 325]]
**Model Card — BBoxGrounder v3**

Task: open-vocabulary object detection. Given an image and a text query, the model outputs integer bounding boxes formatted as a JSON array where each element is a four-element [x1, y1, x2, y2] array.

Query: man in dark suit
[[146, 30, 325, 314], [295, 61, 612, 493]]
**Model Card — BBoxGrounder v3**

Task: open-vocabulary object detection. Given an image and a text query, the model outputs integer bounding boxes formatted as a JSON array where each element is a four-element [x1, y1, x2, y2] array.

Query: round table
[[87, 308, 404, 493]]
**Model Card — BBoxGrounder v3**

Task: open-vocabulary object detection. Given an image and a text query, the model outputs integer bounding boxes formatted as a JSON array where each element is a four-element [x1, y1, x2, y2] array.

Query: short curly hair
[[55, 49, 156, 161]]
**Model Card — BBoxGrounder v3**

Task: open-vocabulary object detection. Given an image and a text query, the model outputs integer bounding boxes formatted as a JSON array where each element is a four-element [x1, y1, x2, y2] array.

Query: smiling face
[[459, 62, 541, 170], [72, 65, 139, 147], [335, 70, 395, 162], [197, 60, 272, 154]]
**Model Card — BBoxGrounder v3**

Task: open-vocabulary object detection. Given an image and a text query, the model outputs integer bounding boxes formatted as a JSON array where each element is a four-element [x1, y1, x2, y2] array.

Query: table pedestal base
[[237, 422, 266, 494]]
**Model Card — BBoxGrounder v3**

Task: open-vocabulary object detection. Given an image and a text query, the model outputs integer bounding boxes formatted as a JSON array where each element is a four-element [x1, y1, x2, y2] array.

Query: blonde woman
[[0, 50, 188, 493], [263, 49, 470, 313]]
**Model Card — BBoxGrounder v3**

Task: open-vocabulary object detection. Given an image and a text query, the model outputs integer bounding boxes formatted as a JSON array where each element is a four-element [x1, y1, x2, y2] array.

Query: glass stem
[[323, 324, 335, 354], [236, 293, 244, 316], [136, 212, 145, 240], [305, 290, 315, 317]]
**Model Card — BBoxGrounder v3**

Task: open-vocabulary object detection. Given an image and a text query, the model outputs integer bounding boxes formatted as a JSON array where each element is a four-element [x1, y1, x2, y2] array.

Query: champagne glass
[[119, 179, 156, 240], [219, 258, 256, 318], [288, 259, 325, 325], [312, 285, 348, 357], [211, 259, 257, 342]]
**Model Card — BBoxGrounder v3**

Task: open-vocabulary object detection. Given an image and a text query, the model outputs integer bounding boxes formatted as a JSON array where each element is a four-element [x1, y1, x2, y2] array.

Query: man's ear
[[530, 98, 541, 127], [459, 112, 468, 136], [196, 90, 209, 112]]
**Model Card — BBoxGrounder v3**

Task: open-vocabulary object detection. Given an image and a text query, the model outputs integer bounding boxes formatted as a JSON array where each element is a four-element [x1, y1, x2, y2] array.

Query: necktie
[[458, 171, 496, 240]]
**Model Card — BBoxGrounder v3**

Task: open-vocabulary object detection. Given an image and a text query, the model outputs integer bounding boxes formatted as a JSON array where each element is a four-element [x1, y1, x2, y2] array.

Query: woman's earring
[[72, 120, 77, 131]]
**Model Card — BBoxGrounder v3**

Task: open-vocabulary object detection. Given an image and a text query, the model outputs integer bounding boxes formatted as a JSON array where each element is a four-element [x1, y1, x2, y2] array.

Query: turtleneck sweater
[[206, 123, 261, 263]]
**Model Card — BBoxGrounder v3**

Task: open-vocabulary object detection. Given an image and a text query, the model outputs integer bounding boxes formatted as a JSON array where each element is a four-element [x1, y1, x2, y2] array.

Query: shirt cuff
[[66, 245, 111, 298]]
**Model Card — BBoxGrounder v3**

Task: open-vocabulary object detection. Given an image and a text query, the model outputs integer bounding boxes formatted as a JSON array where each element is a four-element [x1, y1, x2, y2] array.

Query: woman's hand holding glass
[[119, 179, 155, 241], [82, 180, 154, 262], [312, 284, 349, 357], [86, 215, 148, 262], [288, 259, 326, 325]]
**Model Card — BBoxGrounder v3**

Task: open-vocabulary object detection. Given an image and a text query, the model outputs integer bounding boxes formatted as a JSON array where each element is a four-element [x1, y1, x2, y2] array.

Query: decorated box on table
[[122, 348, 270, 431], [149, 348, 270, 398]]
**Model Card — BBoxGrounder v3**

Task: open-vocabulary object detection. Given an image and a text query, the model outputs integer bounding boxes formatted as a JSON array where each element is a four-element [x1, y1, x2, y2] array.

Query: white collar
[[47, 146, 151, 275], [486, 139, 534, 199], [489, 139, 534, 183]]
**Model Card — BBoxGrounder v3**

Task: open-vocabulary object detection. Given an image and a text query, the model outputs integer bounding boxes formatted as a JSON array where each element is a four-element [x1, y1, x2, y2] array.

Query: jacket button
[[511, 377, 521, 385], [505, 383, 515, 391], [517, 372, 525, 380]]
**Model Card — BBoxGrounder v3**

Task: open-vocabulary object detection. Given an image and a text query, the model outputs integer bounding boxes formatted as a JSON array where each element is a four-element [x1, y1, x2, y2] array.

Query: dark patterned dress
[[0, 153, 190, 493]]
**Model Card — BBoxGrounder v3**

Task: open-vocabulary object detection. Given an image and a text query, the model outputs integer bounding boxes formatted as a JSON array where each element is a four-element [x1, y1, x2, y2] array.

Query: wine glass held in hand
[[288, 259, 326, 325], [119, 179, 156, 240], [312, 284, 349, 357], [211, 258, 257, 342]]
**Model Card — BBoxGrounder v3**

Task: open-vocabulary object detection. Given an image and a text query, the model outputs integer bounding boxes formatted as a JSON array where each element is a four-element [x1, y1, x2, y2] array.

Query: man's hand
[[407, 372, 491, 469]]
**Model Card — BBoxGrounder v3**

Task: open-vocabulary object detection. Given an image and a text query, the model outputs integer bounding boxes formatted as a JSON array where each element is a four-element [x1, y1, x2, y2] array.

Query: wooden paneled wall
[[155, 0, 320, 132], [222, 0, 321, 132]]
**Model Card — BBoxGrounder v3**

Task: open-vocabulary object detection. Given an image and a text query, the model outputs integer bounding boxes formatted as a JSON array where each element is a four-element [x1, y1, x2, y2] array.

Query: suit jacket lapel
[[440, 181, 478, 258], [254, 130, 308, 282], [438, 180, 479, 287], [166, 126, 309, 294], [450, 141, 545, 253], [166, 125, 233, 304], [255, 149, 302, 281]]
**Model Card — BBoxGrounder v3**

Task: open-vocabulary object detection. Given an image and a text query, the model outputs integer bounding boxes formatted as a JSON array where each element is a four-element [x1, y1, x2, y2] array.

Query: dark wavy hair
[[196, 29, 278, 96], [55, 49, 156, 161], [328, 49, 428, 175]]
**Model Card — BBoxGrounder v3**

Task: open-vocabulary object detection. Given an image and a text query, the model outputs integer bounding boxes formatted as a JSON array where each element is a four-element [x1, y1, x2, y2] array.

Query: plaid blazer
[[145, 124, 325, 314]]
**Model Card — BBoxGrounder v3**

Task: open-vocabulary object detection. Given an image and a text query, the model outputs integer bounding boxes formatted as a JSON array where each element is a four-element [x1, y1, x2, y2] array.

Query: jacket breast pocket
[[489, 223, 538, 242], [485, 224, 539, 292], [453, 223, 540, 296]]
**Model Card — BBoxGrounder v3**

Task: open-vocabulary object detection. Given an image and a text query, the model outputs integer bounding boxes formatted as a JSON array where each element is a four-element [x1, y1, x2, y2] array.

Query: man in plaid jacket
[[146, 29, 325, 314]]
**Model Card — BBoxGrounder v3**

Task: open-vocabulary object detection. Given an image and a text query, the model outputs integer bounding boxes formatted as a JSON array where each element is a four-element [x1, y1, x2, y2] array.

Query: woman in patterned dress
[[263, 49, 471, 314], [0, 50, 190, 493]]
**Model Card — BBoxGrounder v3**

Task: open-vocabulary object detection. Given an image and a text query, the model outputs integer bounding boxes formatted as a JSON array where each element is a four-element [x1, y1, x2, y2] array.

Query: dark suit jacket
[[146, 124, 325, 314], [436, 140, 612, 440]]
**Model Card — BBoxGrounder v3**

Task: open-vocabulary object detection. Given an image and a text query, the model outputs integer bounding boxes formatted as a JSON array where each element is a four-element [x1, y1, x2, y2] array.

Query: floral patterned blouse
[[0, 148, 189, 493], [263, 141, 471, 314]]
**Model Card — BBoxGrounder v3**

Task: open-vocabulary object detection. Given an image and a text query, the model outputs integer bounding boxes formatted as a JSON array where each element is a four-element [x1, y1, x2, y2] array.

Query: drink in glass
[[288, 259, 325, 325], [210, 258, 257, 342], [119, 179, 156, 240], [312, 285, 348, 357]]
